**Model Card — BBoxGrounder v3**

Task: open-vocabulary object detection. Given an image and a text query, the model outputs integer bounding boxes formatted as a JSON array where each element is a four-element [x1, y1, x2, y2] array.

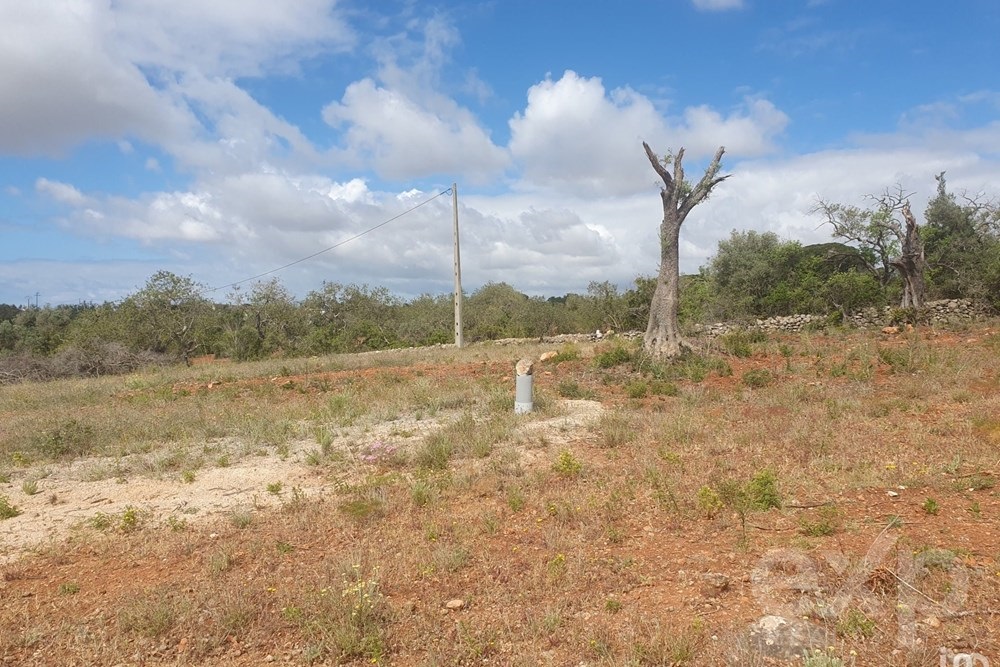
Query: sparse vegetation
[[0, 495, 21, 519], [0, 324, 998, 665]]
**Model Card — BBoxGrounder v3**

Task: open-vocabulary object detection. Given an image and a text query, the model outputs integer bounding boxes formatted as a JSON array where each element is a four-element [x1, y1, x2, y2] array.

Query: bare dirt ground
[[0, 399, 605, 566], [1, 329, 999, 666]]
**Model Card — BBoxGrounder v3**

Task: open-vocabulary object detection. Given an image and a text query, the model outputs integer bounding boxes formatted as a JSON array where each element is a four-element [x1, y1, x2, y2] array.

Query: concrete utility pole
[[452, 183, 464, 348]]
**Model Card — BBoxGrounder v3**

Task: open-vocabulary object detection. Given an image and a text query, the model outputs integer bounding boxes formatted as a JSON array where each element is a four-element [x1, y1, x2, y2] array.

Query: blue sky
[[1, 0, 998, 306]]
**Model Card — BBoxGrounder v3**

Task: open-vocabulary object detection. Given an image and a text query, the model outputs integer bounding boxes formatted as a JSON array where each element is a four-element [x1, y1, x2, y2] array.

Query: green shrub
[[741, 369, 774, 388], [594, 344, 633, 368], [696, 486, 723, 518], [0, 495, 21, 520], [557, 379, 595, 399], [746, 469, 782, 510], [719, 330, 758, 357], [553, 450, 583, 478]]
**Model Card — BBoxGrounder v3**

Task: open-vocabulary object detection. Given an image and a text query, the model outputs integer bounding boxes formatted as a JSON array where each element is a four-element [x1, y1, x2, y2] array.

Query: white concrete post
[[514, 357, 534, 414]]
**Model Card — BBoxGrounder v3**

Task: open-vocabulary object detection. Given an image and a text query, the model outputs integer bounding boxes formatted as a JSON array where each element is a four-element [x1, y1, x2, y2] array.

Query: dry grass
[[1, 325, 999, 665]]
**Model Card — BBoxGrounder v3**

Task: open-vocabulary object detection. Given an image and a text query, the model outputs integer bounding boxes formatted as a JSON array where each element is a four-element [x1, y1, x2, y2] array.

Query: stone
[[445, 598, 466, 610], [700, 573, 730, 597], [515, 358, 534, 376], [746, 615, 834, 659], [538, 351, 558, 363]]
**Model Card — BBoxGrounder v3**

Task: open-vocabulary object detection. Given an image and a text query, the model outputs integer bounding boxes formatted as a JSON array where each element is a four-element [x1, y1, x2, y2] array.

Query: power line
[[200, 187, 452, 296]]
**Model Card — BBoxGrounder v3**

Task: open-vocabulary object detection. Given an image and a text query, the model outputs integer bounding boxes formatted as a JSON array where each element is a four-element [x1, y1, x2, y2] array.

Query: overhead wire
[[199, 187, 452, 296]]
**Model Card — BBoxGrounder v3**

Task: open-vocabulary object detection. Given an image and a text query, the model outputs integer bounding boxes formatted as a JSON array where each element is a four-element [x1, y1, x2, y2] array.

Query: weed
[[21, 478, 38, 496], [720, 329, 761, 357], [557, 379, 595, 399], [696, 485, 724, 518], [553, 450, 583, 478], [119, 505, 143, 532], [481, 511, 499, 535], [338, 484, 388, 523], [0, 496, 22, 520], [836, 608, 876, 638], [646, 466, 681, 513], [89, 512, 113, 531], [968, 501, 981, 517], [358, 439, 401, 466], [208, 549, 235, 576], [180, 469, 196, 484], [915, 547, 957, 571], [506, 486, 526, 512], [267, 481, 283, 496], [118, 592, 180, 638], [802, 648, 847, 667], [595, 412, 635, 448], [604, 597, 622, 614], [58, 582, 80, 595], [230, 508, 253, 529], [626, 379, 649, 398], [410, 477, 437, 508], [276, 540, 295, 554], [798, 504, 841, 536], [550, 343, 581, 363], [35, 419, 97, 460], [922, 497, 940, 515], [649, 379, 680, 396], [627, 619, 705, 665], [415, 432, 453, 470], [956, 474, 995, 491], [547, 553, 567, 579], [295, 572, 390, 662], [167, 515, 188, 532], [886, 514, 904, 529], [742, 368, 774, 388], [594, 344, 633, 368]]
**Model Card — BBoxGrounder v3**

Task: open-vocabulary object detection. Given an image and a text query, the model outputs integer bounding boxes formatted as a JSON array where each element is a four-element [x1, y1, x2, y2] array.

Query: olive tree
[[642, 142, 729, 358]]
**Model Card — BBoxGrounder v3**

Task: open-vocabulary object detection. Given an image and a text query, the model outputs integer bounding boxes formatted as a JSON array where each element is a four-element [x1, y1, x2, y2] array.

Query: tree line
[[1, 171, 997, 378]]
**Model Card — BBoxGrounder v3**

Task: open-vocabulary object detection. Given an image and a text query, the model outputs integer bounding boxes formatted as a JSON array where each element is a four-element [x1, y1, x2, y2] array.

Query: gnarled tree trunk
[[892, 202, 927, 309], [642, 142, 728, 359]]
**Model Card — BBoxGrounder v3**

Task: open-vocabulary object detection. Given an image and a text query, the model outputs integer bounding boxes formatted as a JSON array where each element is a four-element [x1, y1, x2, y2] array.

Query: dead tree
[[893, 201, 927, 308], [642, 142, 729, 359]]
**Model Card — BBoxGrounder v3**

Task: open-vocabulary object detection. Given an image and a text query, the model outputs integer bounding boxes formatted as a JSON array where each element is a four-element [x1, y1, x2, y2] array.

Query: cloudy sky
[[1, 0, 998, 306]]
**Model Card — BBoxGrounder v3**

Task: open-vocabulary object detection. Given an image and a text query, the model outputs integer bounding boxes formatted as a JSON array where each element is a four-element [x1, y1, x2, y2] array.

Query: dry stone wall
[[692, 299, 988, 337]]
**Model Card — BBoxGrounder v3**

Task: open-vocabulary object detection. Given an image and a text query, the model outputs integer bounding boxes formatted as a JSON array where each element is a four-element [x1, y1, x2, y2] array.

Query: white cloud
[[35, 178, 89, 206], [691, 0, 744, 11], [0, 0, 351, 163], [0, 2, 188, 155], [323, 79, 509, 182], [322, 15, 508, 183], [508, 71, 788, 197]]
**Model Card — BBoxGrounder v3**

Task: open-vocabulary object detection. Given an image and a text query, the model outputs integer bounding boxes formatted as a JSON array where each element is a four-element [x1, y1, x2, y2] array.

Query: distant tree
[[302, 282, 402, 353], [923, 172, 1000, 307], [587, 281, 628, 332], [0, 304, 20, 323], [815, 185, 927, 309], [707, 230, 800, 319], [123, 271, 214, 362], [464, 282, 531, 341], [226, 279, 305, 360], [642, 142, 729, 358]]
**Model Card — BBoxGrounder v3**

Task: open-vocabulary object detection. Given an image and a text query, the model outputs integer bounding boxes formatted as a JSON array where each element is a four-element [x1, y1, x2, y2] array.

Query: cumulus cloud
[[323, 79, 509, 182], [0, 0, 351, 161], [35, 178, 89, 206], [322, 16, 508, 183], [508, 71, 788, 197], [0, 3, 187, 155]]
